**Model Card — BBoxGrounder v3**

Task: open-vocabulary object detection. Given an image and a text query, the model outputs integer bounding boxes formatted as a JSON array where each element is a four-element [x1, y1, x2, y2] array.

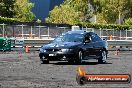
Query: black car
[[39, 30, 108, 64]]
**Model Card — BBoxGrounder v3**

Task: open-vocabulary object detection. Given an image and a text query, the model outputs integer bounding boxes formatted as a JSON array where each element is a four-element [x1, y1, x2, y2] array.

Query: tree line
[[0, 0, 35, 22], [0, 0, 132, 25], [46, 0, 132, 25]]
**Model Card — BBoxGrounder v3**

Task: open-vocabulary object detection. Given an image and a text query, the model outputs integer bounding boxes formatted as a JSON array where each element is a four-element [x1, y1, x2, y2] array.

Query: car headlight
[[69, 49, 74, 51], [61, 49, 68, 52], [43, 50, 46, 52], [61, 49, 74, 52], [40, 48, 46, 53]]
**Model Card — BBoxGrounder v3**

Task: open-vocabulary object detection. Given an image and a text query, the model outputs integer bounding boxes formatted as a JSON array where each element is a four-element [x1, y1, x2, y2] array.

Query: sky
[[30, 0, 64, 21]]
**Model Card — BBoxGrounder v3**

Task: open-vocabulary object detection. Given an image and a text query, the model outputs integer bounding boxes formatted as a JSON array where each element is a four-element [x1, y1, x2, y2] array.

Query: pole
[[94, 15, 97, 23], [22, 24, 23, 37], [35, 25, 47, 39], [31, 26, 32, 34], [13, 25, 15, 37], [31, 26, 33, 38], [48, 27, 49, 39], [100, 28, 101, 37], [118, 11, 121, 24], [102, 29, 103, 38], [92, 28, 94, 32], [126, 30, 127, 40], [120, 30, 121, 40], [2, 23, 5, 37], [39, 26, 40, 38], [64, 27, 65, 32], [113, 29, 114, 40]]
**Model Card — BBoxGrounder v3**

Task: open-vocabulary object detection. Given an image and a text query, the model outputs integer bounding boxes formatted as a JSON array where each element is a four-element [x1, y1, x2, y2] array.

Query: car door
[[90, 32, 103, 55], [83, 33, 94, 56]]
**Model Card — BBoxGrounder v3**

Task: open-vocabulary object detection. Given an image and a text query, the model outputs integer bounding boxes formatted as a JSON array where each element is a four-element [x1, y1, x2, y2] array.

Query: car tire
[[98, 50, 107, 63], [76, 51, 83, 64], [42, 59, 49, 64]]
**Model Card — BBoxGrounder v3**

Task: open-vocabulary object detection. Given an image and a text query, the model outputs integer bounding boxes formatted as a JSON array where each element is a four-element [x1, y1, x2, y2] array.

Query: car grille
[[45, 49, 61, 52]]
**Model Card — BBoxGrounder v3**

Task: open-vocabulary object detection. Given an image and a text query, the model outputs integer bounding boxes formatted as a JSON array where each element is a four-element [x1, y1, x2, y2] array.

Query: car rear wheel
[[98, 50, 107, 63]]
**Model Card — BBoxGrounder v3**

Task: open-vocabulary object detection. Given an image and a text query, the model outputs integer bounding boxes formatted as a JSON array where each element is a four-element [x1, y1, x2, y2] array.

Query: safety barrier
[[101, 36, 132, 40], [9, 39, 132, 51]]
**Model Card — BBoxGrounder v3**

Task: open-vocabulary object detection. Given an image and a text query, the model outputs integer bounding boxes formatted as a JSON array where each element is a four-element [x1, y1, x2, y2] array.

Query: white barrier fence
[[9, 39, 132, 51], [0, 23, 132, 40]]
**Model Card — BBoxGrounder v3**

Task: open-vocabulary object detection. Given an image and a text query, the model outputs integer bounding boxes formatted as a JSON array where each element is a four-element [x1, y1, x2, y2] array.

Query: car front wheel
[[98, 50, 107, 63], [76, 51, 83, 64], [42, 60, 49, 64]]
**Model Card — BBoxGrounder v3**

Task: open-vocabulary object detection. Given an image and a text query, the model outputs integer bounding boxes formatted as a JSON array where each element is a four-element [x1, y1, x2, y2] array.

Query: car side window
[[90, 32, 101, 42], [84, 33, 91, 43]]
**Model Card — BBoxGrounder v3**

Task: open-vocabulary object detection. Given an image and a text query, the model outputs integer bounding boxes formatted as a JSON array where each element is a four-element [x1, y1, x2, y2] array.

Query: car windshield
[[53, 33, 84, 43]]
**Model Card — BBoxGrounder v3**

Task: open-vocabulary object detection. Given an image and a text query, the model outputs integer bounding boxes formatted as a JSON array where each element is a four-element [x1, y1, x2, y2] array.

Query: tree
[[46, 0, 92, 25], [0, 0, 35, 22], [67, 0, 92, 22], [90, 0, 132, 24], [0, 0, 16, 17], [46, 5, 80, 25], [123, 0, 132, 19], [88, 0, 105, 23], [125, 18, 132, 25], [14, 0, 35, 22]]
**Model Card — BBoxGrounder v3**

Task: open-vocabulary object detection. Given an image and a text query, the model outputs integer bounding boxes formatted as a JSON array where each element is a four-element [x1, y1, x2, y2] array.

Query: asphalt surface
[[0, 51, 131, 88]]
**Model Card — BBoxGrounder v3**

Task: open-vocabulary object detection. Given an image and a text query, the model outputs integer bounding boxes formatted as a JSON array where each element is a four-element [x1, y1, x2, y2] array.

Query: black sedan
[[39, 30, 108, 64]]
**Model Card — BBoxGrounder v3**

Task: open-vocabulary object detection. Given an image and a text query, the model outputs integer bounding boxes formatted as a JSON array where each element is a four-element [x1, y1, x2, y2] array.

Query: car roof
[[67, 30, 88, 35]]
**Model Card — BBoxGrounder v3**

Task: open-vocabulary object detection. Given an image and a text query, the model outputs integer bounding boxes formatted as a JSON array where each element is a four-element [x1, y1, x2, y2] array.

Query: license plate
[[49, 54, 55, 56]]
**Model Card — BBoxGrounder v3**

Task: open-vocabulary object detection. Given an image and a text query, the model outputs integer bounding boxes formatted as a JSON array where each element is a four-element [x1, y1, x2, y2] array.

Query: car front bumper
[[39, 50, 77, 61]]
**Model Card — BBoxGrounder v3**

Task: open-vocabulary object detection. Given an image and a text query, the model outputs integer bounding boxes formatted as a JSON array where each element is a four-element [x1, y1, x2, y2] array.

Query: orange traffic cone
[[25, 45, 29, 53]]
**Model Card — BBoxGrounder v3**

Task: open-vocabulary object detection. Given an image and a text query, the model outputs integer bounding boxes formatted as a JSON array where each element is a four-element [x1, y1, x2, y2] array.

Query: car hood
[[42, 42, 82, 49]]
